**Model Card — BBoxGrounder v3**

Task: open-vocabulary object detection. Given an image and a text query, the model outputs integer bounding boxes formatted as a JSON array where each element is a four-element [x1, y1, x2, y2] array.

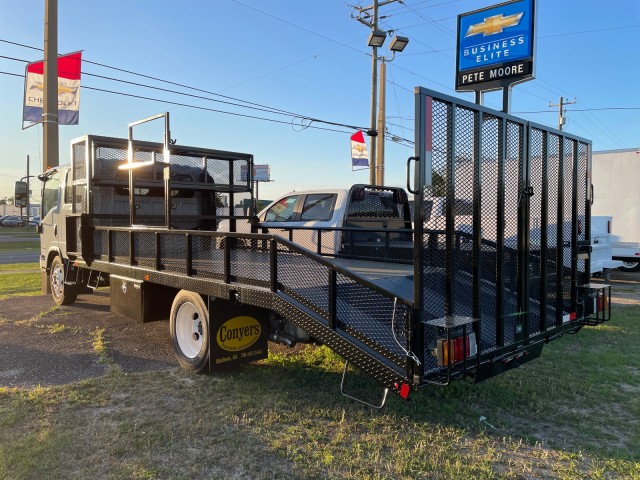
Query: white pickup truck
[[590, 216, 623, 276], [220, 184, 413, 260]]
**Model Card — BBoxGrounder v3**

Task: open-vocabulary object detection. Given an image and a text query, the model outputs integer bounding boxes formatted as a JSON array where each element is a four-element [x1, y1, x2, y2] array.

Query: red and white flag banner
[[23, 51, 82, 126]]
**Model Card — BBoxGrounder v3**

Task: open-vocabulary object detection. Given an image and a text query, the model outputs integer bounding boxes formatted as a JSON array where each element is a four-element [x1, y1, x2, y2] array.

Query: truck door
[[40, 169, 75, 263], [40, 169, 62, 265]]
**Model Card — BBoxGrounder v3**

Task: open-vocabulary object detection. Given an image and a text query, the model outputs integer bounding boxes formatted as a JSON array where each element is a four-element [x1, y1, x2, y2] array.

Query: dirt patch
[[0, 292, 175, 388]]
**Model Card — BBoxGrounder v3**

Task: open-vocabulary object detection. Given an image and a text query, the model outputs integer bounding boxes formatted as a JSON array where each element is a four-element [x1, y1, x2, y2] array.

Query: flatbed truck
[[30, 89, 611, 406]]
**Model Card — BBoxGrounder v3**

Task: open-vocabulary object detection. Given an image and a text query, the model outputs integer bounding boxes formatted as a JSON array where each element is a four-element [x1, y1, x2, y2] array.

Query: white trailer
[[592, 148, 640, 272]]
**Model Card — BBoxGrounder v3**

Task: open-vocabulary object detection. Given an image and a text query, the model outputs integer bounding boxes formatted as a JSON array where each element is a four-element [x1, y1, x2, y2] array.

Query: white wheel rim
[[622, 261, 638, 269], [175, 302, 203, 359], [51, 264, 64, 299]]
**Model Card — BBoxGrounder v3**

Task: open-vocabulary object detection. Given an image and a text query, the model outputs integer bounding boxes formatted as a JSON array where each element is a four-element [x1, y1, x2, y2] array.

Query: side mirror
[[14, 181, 28, 208]]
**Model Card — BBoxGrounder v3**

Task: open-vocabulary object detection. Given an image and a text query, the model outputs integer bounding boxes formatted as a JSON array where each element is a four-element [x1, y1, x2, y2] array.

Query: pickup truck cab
[[223, 184, 412, 259]]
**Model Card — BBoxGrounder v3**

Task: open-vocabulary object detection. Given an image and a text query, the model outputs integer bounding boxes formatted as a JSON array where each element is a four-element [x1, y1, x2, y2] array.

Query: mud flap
[[470, 342, 544, 384], [208, 296, 269, 371]]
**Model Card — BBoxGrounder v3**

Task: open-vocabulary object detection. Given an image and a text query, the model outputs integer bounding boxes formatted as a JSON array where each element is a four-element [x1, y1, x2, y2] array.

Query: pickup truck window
[[300, 194, 336, 221], [265, 195, 298, 222]]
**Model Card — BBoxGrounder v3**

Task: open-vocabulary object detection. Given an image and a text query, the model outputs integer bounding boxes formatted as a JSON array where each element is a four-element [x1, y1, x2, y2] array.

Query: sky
[[0, 0, 638, 203]]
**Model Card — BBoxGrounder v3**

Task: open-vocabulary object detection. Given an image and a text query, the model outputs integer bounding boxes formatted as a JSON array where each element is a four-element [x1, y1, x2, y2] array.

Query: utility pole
[[26, 155, 30, 221], [354, 0, 402, 186], [549, 96, 576, 131], [43, 0, 59, 170], [357, 0, 380, 186], [376, 60, 386, 185]]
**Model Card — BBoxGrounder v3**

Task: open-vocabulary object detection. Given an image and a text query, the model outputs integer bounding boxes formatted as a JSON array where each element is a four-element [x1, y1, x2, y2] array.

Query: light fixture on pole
[[367, 29, 387, 47], [389, 35, 409, 53]]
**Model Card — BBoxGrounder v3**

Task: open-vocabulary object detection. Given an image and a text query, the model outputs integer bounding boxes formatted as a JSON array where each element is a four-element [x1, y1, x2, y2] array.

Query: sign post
[[456, 0, 536, 112]]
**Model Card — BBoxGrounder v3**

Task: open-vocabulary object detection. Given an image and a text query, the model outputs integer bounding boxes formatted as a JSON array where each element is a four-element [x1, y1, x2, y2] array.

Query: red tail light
[[436, 333, 477, 366]]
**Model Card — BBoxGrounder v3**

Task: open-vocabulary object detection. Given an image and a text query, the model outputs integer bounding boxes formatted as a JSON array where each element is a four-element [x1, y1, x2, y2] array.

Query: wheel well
[[45, 249, 62, 272]]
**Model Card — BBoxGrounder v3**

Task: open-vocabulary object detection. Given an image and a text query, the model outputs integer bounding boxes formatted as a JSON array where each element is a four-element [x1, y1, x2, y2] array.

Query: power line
[[230, 0, 367, 55], [0, 70, 360, 134], [513, 107, 640, 113], [0, 38, 363, 129], [0, 51, 370, 133]]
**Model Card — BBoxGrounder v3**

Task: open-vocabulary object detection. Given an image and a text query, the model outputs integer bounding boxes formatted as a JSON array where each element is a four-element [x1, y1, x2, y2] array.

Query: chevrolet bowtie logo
[[465, 12, 524, 37]]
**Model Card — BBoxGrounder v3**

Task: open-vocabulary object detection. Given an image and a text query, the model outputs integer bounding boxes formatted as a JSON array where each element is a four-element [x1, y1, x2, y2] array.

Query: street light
[[389, 35, 409, 53], [367, 29, 387, 47]]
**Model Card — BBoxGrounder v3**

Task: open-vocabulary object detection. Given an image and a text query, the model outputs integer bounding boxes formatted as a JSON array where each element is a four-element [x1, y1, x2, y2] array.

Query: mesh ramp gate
[[412, 88, 591, 384]]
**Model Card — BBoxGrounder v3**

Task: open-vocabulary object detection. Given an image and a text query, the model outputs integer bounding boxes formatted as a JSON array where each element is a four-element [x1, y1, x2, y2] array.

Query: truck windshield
[[42, 171, 60, 217]]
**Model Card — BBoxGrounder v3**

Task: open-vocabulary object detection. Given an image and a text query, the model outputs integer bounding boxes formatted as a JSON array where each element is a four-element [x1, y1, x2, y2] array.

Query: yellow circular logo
[[216, 316, 261, 352]]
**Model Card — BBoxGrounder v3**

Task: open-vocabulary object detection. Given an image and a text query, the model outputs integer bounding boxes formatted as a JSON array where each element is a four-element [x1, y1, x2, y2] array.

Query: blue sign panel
[[456, 0, 535, 91]]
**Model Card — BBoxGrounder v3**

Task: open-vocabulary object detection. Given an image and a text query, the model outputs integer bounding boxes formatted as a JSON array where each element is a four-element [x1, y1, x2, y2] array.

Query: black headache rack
[[67, 112, 256, 234], [66, 92, 604, 401]]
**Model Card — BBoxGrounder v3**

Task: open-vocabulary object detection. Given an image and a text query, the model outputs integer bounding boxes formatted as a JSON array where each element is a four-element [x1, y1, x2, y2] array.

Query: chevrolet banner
[[23, 51, 82, 125], [350, 130, 369, 168]]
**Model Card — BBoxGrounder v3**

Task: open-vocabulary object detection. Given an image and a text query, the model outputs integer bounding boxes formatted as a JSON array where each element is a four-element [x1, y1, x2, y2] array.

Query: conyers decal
[[216, 316, 262, 352]]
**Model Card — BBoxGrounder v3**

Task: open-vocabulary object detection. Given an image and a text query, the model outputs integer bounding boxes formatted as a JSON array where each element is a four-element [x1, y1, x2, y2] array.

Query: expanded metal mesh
[[71, 141, 88, 215], [335, 273, 410, 362], [135, 232, 157, 269], [345, 186, 406, 219], [452, 105, 475, 319], [77, 93, 595, 389], [72, 185, 87, 215], [83, 138, 253, 231], [192, 235, 224, 280], [546, 133, 561, 326], [72, 141, 86, 183], [503, 120, 524, 345], [528, 127, 545, 335], [160, 235, 188, 274], [274, 241, 409, 368], [93, 145, 128, 180], [418, 93, 567, 375], [111, 231, 130, 265], [577, 142, 588, 275], [277, 250, 331, 316], [230, 238, 271, 286], [561, 138, 575, 314]]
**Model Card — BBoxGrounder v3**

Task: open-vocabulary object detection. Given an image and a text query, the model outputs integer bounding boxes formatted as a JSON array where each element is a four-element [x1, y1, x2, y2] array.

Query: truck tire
[[170, 290, 210, 372], [619, 261, 640, 272], [50, 255, 77, 306]]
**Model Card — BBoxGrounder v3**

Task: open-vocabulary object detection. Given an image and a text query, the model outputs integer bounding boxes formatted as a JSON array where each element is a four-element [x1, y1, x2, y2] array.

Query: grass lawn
[[0, 299, 638, 479], [0, 265, 41, 300]]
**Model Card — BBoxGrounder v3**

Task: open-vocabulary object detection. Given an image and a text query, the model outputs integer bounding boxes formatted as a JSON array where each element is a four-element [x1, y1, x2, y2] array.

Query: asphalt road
[[0, 250, 39, 264], [0, 233, 39, 263]]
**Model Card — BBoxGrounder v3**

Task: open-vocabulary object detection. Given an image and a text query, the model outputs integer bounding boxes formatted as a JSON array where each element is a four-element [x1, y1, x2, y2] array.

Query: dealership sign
[[240, 164, 271, 182], [456, 0, 535, 92]]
